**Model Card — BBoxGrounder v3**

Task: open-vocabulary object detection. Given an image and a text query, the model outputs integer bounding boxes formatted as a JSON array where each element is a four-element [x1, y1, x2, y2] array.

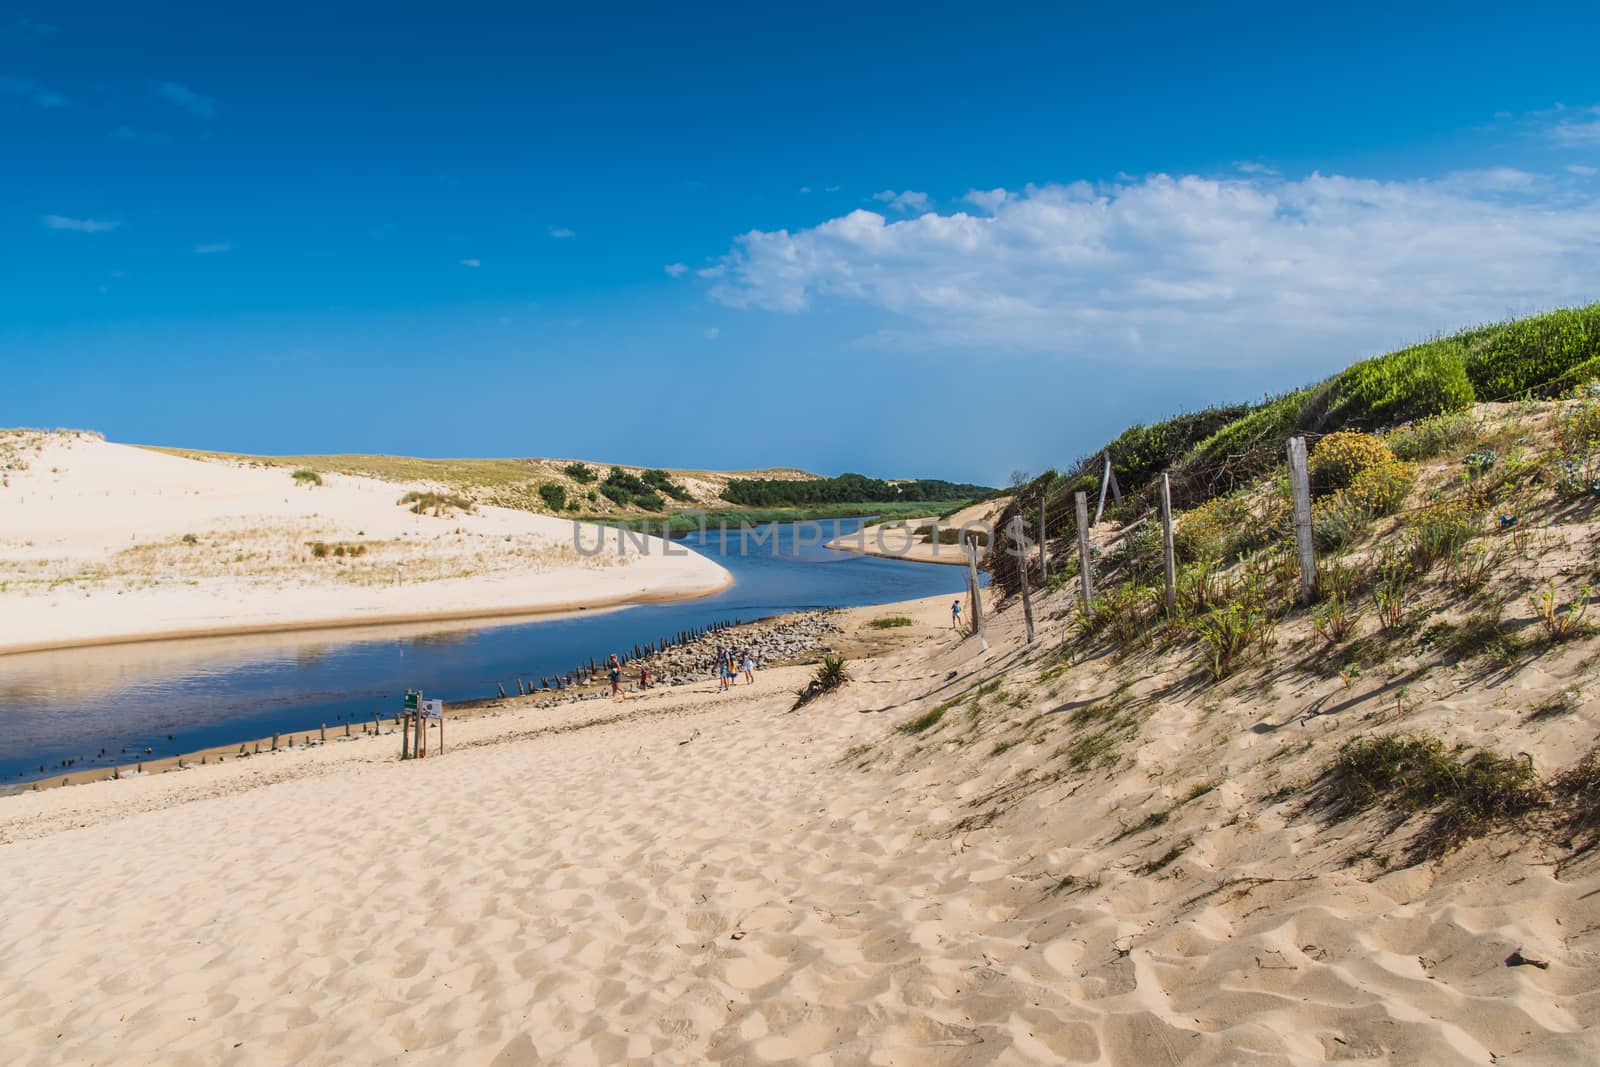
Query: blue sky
[[5, 3, 1600, 484]]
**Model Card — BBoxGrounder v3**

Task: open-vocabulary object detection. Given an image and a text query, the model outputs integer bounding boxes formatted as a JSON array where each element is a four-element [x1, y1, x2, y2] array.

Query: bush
[[1193, 601, 1276, 681], [1326, 733, 1541, 849], [1299, 340, 1475, 435], [1385, 411, 1480, 461], [868, 616, 914, 629], [563, 462, 597, 483], [1308, 431, 1394, 497], [537, 483, 567, 511], [598, 483, 632, 507], [291, 468, 323, 487], [633, 491, 666, 511], [398, 490, 474, 516], [1171, 389, 1310, 505], [1174, 484, 1290, 561], [1405, 497, 1482, 572], [1462, 303, 1600, 399]]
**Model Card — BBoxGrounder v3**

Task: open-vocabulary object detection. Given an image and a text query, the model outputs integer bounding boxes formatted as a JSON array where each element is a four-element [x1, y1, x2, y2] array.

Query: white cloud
[[799, 186, 811, 194], [0, 75, 67, 108], [710, 170, 1600, 367], [1235, 161, 1279, 175], [664, 262, 688, 277], [43, 214, 120, 232], [193, 242, 231, 254], [150, 81, 216, 117], [873, 189, 930, 213], [1545, 105, 1600, 146], [964, 188, 1011, 214], [549, 226, 576, 238], [1571, 164, 1599, 177], [458, 258, 481, 268], [703, 327, 720, 340]]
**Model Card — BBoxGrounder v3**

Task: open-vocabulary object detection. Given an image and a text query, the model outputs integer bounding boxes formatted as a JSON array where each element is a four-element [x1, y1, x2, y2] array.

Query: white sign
[[422, 699, 444, 719]]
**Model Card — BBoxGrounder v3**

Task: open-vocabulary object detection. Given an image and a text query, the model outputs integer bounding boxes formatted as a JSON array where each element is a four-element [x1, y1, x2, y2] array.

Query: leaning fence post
[[401, 713, 411, 760], [1009, 515, 1035, 644], [1075, 491, 1094, 608], [1288, 436, 1316, 604], [1160, 473, 1178, 616]]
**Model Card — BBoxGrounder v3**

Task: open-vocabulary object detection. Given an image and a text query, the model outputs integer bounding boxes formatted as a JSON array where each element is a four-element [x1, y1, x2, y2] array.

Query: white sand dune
[[3, 589, 1597, 1064], [0, 432, 728, 654]]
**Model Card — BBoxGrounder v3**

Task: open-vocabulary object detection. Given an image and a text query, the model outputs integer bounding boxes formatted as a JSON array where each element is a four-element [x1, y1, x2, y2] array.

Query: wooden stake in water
[[1075, 491, 1094, 608], [1288, 436, 1316, 604], [1160, 472, 1177, 616]]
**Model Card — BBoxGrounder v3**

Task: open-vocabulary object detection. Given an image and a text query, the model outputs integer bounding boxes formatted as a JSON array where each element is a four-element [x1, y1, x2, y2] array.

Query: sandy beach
[[0, 432, 729, 655], [4, 576, 1598, 1064], [824, 499, 1008, 566]]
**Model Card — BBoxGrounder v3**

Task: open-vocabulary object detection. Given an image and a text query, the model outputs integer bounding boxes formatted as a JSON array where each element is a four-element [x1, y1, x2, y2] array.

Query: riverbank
[[0, 431, 730, 656], [823, 496, 1008, 565]]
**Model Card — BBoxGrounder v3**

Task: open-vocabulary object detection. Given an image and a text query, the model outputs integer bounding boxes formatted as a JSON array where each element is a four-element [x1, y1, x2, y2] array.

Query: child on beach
[[607, 653, 622, 700], [716, 644, 731, 691], [952, 599, 962, 631], [741, 649, 755, 685]]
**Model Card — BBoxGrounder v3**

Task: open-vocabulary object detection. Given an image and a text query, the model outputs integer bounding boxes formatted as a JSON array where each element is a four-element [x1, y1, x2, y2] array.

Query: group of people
[[715, 643, 757, 691], [603, 642, 758, 700]]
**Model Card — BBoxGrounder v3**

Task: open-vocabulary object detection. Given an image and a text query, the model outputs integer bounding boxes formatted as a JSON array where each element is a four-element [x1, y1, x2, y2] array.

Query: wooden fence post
[[1160, 473, 1178, 616], [401, 714, 411, 760], [1288, 436, 1316, 604], [1038, 495, 1049, 584], [1009, 515, 1035, 643], [1075, 491, 1094, 608], [964, 539, 987, 650]]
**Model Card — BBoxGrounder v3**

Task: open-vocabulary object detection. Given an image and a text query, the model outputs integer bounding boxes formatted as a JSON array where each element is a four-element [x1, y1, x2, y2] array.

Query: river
[[0, 518, 977, 785]]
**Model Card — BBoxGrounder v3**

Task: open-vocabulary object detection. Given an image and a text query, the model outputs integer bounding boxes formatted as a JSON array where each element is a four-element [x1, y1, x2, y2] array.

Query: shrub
[[1171, 389, 1311, 505], [1193, 602, 1276, 681], [1174, 483, 1290, 561], [537, 483, 567, 511], [1405, 497, 1482, 572], [1313, 596, 1362, 644], [793, 654, 851, 710], [398, 490, 474, 516], [1372, 552, 1412, 631], [1078, 403, 1253, 501], [1327, 733, 1541, 833], [563, 462, 597, 483], [1298, 340, 1475, 436], [1530, 582, 1593, 642], [291, 468, 323, 487], [1461, 303, 1600, 399], [633, 491, 667, 511], [1385, 411, 1481, 461], [1308, 431, 1394, 497], [598, 483, 632, 507]]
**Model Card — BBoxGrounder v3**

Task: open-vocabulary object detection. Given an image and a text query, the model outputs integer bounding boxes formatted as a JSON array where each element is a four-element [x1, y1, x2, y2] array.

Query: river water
[[0, 519, 975, 784]]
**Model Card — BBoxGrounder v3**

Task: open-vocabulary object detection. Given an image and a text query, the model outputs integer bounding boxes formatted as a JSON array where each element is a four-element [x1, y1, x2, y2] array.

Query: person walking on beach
[[607, 653, 623, 700], [952, 599, 962, 631], [639, 662, 650, 691], [716, 644, 732, 691], [741, 648, 756, 686]]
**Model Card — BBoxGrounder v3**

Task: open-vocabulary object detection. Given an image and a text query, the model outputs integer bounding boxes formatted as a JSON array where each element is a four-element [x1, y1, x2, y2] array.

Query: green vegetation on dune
[[989, 302, 1600, 596], [721, 473, 994, 507]]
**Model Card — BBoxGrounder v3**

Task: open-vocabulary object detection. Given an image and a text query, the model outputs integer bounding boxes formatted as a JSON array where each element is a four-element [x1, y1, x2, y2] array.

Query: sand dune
[[3, 586, 1598, 1064], [0, 431, 728, 654]]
